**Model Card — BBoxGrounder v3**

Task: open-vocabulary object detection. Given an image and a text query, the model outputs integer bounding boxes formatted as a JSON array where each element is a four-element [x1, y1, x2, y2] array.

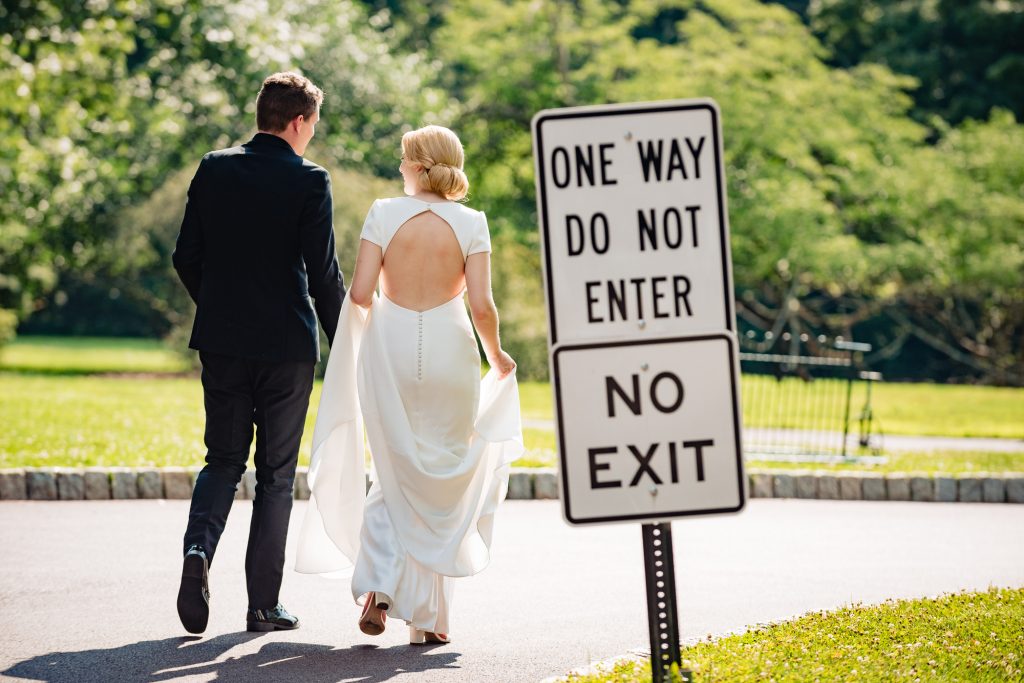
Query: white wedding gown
[[295, 197, 523, 635]]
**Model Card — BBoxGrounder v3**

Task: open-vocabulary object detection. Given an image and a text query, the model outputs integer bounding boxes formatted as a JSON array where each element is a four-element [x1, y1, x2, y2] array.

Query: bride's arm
[[466, 252, 515, 378], [349, 239, 383, 308]]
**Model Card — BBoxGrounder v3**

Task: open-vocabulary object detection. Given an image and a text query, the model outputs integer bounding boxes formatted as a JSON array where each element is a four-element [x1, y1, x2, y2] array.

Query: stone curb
[[746, 469, 1023, 504], [0, 467, 1021, 503]]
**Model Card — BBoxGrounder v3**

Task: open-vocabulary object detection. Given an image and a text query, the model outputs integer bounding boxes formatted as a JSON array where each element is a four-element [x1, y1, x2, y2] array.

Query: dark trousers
[[183, 351, 314, 610]]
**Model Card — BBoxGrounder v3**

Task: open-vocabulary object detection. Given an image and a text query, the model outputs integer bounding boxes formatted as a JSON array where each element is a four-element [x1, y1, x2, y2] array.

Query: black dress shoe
[[246, 604, 300, 632], [177, 545, 210, 634]]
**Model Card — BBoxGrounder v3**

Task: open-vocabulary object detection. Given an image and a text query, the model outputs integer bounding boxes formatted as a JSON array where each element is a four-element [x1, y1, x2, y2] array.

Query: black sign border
[[552, 333, 746, 525], [534, 101, 734, 345]]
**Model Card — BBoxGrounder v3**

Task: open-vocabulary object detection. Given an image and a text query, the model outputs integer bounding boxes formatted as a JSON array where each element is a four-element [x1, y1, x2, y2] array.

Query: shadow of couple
[[3, 631, 461, 682]]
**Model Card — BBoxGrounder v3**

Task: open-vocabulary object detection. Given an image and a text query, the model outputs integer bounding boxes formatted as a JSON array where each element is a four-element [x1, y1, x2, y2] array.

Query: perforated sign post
[[532, 99, 745, 683]]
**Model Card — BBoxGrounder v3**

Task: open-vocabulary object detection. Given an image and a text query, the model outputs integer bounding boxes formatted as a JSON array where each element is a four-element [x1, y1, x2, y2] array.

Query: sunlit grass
[[0, 373, 555, 468], [0, 373, 316, 469], [567, 588, 1024, 683], [746, 450, 1024, 474], [519, 378, 1024, 439], [1, 336, 1020, 469], [4, 337, 1021, 439], [1, 373, 1020, 470], [0, 335, 191, 375]]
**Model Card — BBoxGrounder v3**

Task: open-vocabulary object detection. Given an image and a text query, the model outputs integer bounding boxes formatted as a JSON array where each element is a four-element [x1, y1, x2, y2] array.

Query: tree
[[1, 0, 448, 343], [432, 0, 1024, 382], [799, 0, 1024, 125]]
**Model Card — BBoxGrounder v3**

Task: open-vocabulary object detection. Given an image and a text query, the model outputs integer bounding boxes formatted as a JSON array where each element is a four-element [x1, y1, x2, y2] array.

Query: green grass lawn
[[520, 377, 1024, 439], [746, 450, 1024, 474], [4, 336, 1021, 438], [2, 371, 1018, 472], [568, 587, 1024, 682], [487, 427, 1024, 473], [0, 335, 191, 375], [0, 374, 310, 468], [1, 335, 1021, 469], [0, 373, 559, 468]]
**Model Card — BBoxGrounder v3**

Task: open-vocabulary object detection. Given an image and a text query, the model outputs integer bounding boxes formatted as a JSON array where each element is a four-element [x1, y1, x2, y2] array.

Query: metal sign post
[[531, 99, 743, 681], [642, 523, 685, 683]]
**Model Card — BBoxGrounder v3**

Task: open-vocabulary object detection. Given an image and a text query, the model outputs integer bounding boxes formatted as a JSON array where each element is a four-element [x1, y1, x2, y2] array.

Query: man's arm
[[171, 160, 206, 304], [300, 168, 346, 346]]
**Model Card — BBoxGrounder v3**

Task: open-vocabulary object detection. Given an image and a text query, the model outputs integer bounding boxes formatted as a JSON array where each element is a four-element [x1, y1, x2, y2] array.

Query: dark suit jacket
[[172, 133, 346, 363]]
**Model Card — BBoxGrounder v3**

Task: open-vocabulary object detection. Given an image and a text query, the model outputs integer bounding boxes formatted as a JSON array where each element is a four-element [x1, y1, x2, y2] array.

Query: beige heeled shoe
[[358, 592, 392, 636], [409, 625, 451, 645]]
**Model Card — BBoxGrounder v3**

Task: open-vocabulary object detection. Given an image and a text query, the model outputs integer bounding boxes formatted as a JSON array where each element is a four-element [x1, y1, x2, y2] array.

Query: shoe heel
[[182, 554, 206, 579], [246, 621, 277, 632], [409, 626, 426, 645], [374, 592, 393, 612]]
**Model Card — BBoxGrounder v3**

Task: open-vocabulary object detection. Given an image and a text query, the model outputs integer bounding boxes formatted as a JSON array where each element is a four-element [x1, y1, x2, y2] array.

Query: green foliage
[[568, 588, 1024, 682], [0, 0, 447, 329], [0, 309, 16, 347], [435, 0, 1024, 383], [105, 162, 399, 366], [804, 0, 1024, 125], [5, 0, 1023, 384]]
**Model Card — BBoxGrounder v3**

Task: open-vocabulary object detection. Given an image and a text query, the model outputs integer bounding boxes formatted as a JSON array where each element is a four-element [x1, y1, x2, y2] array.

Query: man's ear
[[291, 114, 305, 132]]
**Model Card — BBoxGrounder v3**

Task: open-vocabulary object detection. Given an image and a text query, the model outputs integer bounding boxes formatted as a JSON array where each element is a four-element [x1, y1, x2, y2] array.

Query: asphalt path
[[2, 499, 1022, 683]]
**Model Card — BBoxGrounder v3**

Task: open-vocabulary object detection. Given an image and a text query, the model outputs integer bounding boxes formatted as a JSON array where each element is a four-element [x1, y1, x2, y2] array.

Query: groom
[[171, 72, 345, 634]]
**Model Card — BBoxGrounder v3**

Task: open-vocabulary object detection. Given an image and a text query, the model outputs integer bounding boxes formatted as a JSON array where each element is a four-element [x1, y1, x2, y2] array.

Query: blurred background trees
[[2, 0, 1021, 384]]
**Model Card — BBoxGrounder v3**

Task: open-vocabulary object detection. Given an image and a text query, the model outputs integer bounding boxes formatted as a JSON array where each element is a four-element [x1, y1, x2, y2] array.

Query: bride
[[295, 125, 522, 645]]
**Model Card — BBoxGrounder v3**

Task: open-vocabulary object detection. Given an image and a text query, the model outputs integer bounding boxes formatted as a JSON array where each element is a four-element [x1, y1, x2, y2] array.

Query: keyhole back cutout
[[380, 208, 467, 312]]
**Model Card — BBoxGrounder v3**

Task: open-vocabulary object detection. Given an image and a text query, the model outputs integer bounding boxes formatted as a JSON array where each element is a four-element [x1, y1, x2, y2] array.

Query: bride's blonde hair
[[402, 125, 469, 201]]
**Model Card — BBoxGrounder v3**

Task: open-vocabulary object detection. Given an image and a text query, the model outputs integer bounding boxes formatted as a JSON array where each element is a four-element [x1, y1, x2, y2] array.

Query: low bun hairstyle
[[402, 125, 469, 201]]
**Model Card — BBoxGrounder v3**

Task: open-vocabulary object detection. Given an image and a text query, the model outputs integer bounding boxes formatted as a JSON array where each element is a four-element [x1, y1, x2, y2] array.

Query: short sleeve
[[359, 200, 382, 246], [467, 210, 491, 256]]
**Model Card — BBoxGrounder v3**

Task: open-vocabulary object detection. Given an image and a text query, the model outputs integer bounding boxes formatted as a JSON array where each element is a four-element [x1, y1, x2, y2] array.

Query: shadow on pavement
[[4, 632, 461, 682]]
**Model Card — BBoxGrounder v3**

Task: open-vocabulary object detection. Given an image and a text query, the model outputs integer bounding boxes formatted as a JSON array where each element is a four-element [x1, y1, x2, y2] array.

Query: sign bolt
[[648, 485, 658, 496], [638, 319, 647, 329], [625, 131, 633, 141], [641, 363, 650, 371]]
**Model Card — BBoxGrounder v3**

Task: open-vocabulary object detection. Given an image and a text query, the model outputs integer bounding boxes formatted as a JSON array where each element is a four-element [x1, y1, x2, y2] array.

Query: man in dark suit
[[171, 72, 345, 634]]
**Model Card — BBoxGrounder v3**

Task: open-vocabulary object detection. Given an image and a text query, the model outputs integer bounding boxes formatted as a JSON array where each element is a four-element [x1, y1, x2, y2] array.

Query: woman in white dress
[[295, 125, 522, 645]]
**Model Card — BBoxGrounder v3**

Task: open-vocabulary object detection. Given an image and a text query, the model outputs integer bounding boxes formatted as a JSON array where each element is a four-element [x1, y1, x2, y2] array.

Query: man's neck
[[257, 130, 300, 155]]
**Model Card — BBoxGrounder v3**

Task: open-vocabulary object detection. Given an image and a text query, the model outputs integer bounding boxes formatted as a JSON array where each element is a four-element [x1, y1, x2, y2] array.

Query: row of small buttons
[[416, 313, 423, 381]]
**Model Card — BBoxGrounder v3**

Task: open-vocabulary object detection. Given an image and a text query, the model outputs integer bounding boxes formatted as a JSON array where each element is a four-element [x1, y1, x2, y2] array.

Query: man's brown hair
[[255, 72, 324, 133]]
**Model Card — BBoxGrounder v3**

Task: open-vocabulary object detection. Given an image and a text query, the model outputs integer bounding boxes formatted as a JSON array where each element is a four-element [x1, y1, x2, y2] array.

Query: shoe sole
[[246, 620, 300, 632], [358, 600, 390, 636], [410, 636, 451, 646], [177, 554, 209, 634]]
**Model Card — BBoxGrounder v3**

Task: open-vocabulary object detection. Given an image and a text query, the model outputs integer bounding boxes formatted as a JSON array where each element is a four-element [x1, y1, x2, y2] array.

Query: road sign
[[532, 99, 734, 347], [533, 99, 745, 683], [552, 334, 744, 525]]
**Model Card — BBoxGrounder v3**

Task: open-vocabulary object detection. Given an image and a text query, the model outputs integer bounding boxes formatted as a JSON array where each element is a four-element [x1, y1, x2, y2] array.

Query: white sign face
[[533, 100, 734, 347], [553, 335, 744, 525]]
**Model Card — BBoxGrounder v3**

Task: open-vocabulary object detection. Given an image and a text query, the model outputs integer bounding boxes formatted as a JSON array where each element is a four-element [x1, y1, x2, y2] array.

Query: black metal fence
[[739, 332, 882, 462]]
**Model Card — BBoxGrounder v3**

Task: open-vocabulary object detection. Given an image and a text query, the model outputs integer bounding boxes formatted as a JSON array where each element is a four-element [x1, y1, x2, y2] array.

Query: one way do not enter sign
[[533, 99, 745, 526], [533, 99, 735, 346]]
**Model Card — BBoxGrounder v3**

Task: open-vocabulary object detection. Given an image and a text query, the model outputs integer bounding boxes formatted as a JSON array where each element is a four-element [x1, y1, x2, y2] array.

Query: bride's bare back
[[349, 193, 515, 378], [380, 210, 466, 312]]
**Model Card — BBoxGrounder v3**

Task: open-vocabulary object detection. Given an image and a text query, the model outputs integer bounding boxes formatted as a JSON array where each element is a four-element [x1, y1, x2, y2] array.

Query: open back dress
[[295, 196, 523, 635]]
